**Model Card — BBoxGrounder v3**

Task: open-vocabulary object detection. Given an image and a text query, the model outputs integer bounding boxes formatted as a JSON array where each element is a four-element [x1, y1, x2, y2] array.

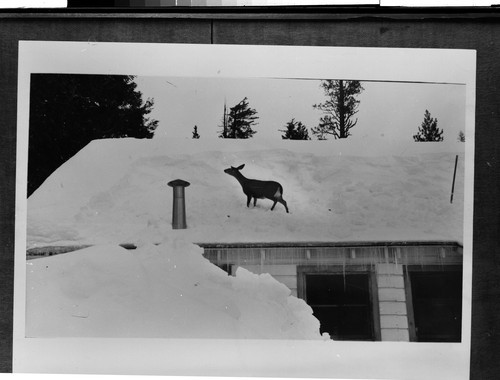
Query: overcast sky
[[135, 76, 466, 149]]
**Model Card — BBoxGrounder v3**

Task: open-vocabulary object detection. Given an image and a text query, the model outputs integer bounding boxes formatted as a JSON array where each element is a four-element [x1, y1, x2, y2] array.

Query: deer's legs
[[273, 196, 289, 213], [271, 200, 277, 210], [280, 199, 289, 213]]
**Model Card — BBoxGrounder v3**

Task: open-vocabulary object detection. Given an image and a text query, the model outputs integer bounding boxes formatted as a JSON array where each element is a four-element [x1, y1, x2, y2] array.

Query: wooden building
[[199, 241, 463, 342]]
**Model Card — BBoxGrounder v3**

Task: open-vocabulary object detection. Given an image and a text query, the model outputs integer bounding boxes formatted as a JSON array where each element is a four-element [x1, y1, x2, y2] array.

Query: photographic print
[[14, 41, 475, 379]]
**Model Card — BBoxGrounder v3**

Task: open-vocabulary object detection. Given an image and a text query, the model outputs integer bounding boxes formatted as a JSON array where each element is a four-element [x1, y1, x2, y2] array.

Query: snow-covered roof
[[27, 137, 465, 249]]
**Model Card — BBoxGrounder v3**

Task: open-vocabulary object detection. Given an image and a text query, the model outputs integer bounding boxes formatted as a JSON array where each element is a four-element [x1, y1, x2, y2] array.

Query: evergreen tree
[[279, 118, 311, 140], [192, 125, 200, 139], [218, 97, 258, 139], [220, 100, 229, 138], [458, 130, 465, 142], [28, 74, 158, 196], [311, 80, 364, 140], [413, 110, 443, 142]]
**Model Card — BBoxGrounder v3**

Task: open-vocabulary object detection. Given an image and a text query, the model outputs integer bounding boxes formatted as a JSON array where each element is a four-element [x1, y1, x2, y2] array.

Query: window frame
[[297, 265, 381, 341], [404, 265, 463, 343]]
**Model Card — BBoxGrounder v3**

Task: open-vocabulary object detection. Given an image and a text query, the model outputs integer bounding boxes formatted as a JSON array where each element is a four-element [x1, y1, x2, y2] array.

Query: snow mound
[[26, 238, 324, 339]]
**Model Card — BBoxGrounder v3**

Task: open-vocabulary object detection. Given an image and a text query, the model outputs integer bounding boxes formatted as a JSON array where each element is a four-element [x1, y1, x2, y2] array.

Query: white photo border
[[14, 41, 476, 379]]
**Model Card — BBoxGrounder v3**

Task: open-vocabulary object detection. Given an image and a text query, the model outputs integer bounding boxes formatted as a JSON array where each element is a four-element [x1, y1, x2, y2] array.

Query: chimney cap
[[168, 179, 191, 188]]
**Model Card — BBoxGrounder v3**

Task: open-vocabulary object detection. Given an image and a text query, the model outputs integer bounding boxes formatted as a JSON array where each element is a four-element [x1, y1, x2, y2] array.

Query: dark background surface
[[1, 7, 499, 379]]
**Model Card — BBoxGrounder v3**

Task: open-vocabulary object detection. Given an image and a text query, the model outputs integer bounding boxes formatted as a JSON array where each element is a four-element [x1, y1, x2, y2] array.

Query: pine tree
[[218, 97, 258, 139], [311, 80, 364, 140], [279, 118, 311, 140], [29, 74, 158, 196], [413, 110, 443, 142], [192, 125, 200, 139], [220, 100, 229, 138]]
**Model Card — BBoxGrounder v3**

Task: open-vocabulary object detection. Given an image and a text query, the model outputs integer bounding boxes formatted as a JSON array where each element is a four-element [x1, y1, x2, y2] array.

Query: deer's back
[[243, 179, 282, 198]]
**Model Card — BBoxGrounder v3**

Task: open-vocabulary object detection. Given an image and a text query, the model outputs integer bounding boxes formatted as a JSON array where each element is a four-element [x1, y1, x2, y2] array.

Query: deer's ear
[[237, 164, 245, 170]]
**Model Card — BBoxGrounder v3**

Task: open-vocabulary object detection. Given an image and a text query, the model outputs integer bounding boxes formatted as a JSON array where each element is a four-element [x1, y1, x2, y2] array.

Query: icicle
[[235, 246, 240, 267], [419, 246, 424, 270], [369, 247, 376, 269], [225, 248, 231, 276], [260, 249, 265, 273], [342, 252, 346, 291]]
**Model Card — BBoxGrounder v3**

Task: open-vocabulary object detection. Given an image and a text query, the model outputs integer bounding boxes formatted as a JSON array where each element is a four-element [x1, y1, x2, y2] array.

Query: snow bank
[[26, 238, 324, 339], [27, 137, 465, 248]]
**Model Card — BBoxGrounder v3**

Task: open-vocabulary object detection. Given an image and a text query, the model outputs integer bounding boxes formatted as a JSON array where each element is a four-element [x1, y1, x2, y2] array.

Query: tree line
[[199, 80, 363, 141], [194, 80, 464, 144]]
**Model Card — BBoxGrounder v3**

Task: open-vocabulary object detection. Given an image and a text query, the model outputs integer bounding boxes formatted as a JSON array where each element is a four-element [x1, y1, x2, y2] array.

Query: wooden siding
[[377, 263, 410, 342]]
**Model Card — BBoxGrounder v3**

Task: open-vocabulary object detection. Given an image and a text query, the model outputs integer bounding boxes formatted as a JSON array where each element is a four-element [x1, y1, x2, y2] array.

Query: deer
[[224, 164, 289, 213]]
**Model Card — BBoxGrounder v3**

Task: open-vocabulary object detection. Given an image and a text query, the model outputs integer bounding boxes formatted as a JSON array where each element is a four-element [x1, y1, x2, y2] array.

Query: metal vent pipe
[[167, 179, 190, 229]]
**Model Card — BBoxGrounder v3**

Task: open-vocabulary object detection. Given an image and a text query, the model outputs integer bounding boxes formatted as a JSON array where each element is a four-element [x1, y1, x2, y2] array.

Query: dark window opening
[[408, 269, 462, 342], [305, 273, 375, 341], [217, 263, 233, 275]]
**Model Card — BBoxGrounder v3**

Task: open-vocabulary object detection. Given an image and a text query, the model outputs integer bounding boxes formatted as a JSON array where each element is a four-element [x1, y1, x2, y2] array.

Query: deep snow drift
[[25, 137, 464, 339], [26, 239, 323, 339]]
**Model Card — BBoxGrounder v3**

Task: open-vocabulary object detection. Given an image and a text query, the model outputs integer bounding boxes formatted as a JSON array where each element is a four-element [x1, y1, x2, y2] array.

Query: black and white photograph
[[14, 41, 475, 379]]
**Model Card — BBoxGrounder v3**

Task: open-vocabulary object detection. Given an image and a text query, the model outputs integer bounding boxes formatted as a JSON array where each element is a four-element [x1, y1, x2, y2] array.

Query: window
[[405, 266, 462, 342], [298, 266, 380, 341], [217, 263, 233, 275]]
